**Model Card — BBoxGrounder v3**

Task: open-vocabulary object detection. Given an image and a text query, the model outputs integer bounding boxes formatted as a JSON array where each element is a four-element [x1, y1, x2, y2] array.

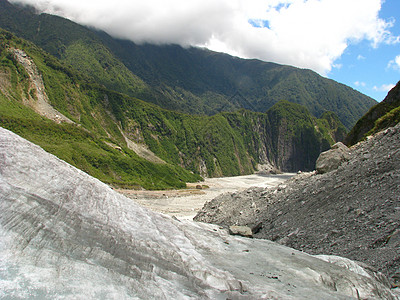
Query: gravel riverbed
[[117, 173, 294, 220]]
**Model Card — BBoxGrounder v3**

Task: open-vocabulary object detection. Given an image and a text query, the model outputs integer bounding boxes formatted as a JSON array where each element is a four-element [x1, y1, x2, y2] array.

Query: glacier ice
[[0, 127, 397, 299]]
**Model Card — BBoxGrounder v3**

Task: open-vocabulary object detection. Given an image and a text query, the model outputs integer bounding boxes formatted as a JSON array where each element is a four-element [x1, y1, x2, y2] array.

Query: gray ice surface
[[0, 127, 397, 299]]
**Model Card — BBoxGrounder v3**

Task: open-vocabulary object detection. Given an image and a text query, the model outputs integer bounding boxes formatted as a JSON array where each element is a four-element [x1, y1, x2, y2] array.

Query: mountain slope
[[0, 29, 201, 189], [86, 33, 378, 129], [0, 0, 376, 129], [345, 81, 400, 146], [0, 29, 344, 187], [0, 0, 152, 99]]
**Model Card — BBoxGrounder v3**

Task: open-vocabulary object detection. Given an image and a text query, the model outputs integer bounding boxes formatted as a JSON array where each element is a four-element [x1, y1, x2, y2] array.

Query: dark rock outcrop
[[195, 124, 400, 286]]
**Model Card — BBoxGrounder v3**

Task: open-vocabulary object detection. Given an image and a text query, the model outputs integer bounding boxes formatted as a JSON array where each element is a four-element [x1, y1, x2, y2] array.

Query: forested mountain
[[345, 81, 400, 146], [0, 0, 376, 129], [1, 0, 380, 189], [0, 29, 343, 189], [0, 30, 202, 189]]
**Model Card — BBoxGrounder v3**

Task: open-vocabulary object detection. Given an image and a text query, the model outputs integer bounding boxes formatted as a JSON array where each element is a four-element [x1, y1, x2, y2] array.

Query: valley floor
[[117, 173, 294, 219]]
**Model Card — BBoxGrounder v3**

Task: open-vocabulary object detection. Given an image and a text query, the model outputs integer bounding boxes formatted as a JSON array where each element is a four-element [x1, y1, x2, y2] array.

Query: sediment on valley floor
[[195, 124, 400, 286], [117, 174, 294, 219]]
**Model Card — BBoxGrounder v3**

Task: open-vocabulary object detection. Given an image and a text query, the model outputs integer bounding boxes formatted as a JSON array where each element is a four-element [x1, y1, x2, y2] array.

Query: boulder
[[256, 163, 282, 175], [229, 226, 253, 238], [315, 142, 351, 174], [388, 229, 400, 246]]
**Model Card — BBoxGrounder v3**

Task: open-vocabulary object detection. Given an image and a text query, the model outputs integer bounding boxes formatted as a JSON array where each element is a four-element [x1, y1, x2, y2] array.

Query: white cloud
[[333, 63, 343, 70], [357, 55, 366, 60], [373, 83, 395, 92], [354, 81, 366, 87], [388, 55, 400, 70], [9, 0, 399, 75]]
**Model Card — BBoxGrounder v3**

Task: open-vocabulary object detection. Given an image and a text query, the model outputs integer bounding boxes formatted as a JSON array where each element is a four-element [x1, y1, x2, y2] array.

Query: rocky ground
[[195, 124, 400, 287], [11, 48, 73, 124]]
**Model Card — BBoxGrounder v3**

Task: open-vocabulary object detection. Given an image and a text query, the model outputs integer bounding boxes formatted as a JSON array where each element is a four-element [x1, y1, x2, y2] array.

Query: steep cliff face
[[264, 101, 333, 171], [130, 104, 339, 177], [319, 111, 348, 142]]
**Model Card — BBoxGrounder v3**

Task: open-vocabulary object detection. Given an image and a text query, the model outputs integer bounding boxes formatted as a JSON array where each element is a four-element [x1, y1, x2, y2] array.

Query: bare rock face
[[0, 127, 398, 299], [315, 142, 351, 174]]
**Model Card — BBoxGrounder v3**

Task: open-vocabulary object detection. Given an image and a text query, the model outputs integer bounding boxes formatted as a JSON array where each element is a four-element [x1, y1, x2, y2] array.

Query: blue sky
[[10, 0, 400, 102], [329, 0, 400, 101]]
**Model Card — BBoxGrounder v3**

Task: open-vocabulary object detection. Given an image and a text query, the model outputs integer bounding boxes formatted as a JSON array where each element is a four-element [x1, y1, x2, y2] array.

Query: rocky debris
[[1, 127, 399, 299], [10, 48, 73, 124], [195, 124, 400, 286], [228, 225, 253, 238], [315, 142, 351, 174], [256, 163, 282, 175], [122, 133, 166, 164], [393, 271, 400, 288]]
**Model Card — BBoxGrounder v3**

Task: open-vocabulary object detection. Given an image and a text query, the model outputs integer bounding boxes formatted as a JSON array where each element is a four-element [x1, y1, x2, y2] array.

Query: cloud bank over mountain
[[10, 0, 399, 75]]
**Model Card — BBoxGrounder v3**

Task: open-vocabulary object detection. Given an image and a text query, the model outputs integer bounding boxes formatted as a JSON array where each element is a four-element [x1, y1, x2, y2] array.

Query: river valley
[[117, 173, 294, 219]]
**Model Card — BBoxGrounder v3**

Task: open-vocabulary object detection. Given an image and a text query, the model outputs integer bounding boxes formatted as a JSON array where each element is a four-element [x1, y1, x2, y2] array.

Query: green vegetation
[[370, 105, 400, 134], [0, 99, 199, 190], [345, 81, 400, 146], [317, 111, 348, 144], [99, 42, 375, 129], [0, 0, 376, 129], [0, 29, 201, 189], [117, 99, 342, 173], [61, 40, 149, 98], [265, 101, 336, 170], [0, 2, 354, 187], [0, 28, 344, 183]]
